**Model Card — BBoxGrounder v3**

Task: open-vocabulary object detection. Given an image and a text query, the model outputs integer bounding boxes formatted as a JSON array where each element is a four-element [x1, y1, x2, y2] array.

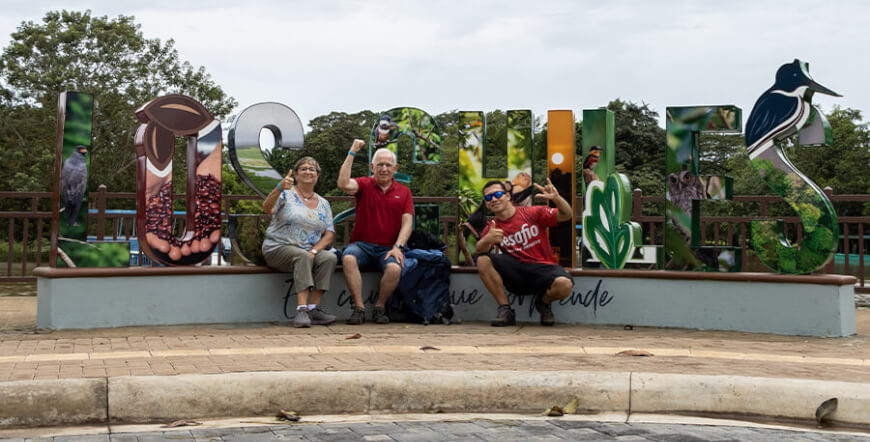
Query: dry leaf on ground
[[545, 405, 564, 417], [563, 398, 579, 414], [161, 419, 202, 428], [276, 409, 301, 422], [815, 397, 838, 427], [616, 349, 653, 357]]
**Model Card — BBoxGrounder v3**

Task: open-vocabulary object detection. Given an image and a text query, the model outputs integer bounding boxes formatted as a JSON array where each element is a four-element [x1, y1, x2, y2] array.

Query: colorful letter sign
[[133, 95, 222, 266], [547, 110, 576, 268], [457, 110, 534, 262], [745, 59, 840, 274], [665, 105, 742, 271], [51, 91, 129, 268], [581, 109, 641, 269], [44, 59, 847, 275], [369, 107, 442, 165], [227, 102, 305, 197]]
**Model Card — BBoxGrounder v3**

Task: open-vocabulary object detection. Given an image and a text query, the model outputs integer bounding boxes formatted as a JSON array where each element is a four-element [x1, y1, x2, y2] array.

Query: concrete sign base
[[34, 267, 856, 336]]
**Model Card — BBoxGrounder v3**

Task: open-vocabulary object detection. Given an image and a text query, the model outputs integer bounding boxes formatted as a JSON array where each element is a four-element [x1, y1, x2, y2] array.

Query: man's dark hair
[[482, 180, 507, 195]]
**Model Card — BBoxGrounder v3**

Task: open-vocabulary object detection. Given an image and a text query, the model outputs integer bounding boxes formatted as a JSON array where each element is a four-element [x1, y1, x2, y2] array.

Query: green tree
[[608, 99, 666, 173], [0, 10, 236, 193], [784, 106, 870, 216], [298, 110, 378, 198]]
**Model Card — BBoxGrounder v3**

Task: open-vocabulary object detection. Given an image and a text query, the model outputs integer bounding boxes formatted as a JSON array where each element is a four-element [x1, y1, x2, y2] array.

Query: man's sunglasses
[[484, 191, 506, 201]]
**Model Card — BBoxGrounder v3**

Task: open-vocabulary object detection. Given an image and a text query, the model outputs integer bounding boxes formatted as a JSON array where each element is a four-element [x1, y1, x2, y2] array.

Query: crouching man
[[475, 179, 574, 326]]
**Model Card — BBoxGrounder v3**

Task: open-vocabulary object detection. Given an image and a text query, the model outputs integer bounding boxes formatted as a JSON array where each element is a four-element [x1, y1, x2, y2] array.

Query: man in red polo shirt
[[338, 139, 414, 325]]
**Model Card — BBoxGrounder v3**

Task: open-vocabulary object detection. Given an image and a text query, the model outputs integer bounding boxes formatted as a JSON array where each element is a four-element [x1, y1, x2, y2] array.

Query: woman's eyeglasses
[[297, 167, 318, 172], [484, 191, 506, 201]]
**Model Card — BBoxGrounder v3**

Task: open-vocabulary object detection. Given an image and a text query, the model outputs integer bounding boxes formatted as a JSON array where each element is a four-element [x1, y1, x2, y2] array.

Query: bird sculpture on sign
[[745, 59, 841, 274], [61, 145, 88, 226]]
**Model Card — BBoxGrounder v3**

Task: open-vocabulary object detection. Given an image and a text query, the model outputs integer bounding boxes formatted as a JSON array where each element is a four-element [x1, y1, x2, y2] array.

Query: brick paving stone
[[223, 432, 278, 441], [387, 430, 446, 442], [22, 437, 54, 442], [592, 423, 654, 438], [139, 431, 191, 442], [103, 434, 137, 442], [81, 368, 106, 377], [240, 425, 276, 433], [349, 423, 404, 435], [52, 436, 109, 442], [427, 422, 486, 435]]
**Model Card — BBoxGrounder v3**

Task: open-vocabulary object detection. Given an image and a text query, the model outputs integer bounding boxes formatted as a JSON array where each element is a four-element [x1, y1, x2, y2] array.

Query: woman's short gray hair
[[294, 156, 321, 173]]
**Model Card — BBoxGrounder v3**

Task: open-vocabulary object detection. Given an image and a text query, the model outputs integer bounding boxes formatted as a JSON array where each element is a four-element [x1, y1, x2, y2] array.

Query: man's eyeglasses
[[484, 191, 506, 201]]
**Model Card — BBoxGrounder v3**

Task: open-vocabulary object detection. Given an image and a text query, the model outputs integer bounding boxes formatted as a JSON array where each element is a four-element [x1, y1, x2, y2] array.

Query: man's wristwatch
[[311, 249, 319, 255], [394, 243, 404, 250]]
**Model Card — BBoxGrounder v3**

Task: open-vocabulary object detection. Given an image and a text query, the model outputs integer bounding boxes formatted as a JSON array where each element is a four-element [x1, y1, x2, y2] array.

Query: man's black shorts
[[483, 253, 573, 296]]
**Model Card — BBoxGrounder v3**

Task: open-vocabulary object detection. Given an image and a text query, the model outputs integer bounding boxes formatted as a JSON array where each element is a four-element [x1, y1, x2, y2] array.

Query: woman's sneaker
[[346, 306, 366, 325], [309, 307, 336, 325], [293, 307, 312, 328], [490, 305, 516, 326]]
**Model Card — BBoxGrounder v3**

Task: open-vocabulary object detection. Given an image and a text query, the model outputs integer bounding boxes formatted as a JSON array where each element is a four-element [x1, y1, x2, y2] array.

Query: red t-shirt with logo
[[481, 206, 558, 265], [349, 176, 414, 247]]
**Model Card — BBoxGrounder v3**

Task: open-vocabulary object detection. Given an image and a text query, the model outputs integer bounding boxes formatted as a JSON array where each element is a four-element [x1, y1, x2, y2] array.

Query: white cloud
[[1, 0, 867, 127]]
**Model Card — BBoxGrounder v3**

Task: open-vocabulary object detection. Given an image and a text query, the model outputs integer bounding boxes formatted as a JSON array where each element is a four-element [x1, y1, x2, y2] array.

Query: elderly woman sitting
[[262, 157, 338, 328]]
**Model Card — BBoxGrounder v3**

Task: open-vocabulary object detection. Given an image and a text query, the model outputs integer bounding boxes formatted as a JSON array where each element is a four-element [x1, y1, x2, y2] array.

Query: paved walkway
[[3, 416, 869, 441], [0, 296, 868, 384]]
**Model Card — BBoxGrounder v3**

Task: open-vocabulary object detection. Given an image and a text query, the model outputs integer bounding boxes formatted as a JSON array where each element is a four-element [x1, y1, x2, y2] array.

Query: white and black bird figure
[[375, 115, 397, 148], [746, 59, 841, 160], [61, 145, 88, 226]]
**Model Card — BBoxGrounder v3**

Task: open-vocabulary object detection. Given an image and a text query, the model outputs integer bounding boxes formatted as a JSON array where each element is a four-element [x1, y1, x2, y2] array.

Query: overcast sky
[[2, 1, 868, 130]]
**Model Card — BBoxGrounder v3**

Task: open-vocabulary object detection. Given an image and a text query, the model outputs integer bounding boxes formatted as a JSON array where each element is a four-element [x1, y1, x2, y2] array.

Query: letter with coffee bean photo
[[134, 94, 222, 266]]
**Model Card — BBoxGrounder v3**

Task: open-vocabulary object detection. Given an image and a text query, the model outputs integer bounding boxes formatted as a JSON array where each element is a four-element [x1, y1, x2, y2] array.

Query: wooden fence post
[[824, 186, 835, 274], [95, 185, 107, 241], [632, 188, 643, 219]]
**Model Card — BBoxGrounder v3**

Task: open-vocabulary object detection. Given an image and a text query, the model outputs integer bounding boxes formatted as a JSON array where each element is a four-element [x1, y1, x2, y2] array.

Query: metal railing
[[2, 186, 867, 291]]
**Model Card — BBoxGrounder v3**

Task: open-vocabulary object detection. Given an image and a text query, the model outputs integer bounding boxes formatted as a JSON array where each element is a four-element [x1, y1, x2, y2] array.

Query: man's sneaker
[[309, 306, 336, 325], [490, 305, 516, 327], [346, 306, 366, 325], [372, 306, 390, 324], [535, 296, 555, 326], [293, 307, 312, 328]]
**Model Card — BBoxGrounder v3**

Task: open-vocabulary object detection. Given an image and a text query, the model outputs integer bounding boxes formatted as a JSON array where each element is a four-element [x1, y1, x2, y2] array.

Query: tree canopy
[[0, 10, 236, 193]]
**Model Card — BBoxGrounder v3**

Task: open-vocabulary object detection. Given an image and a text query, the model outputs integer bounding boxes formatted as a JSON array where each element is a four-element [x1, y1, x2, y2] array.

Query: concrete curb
[[0, 378, 106, 428], [631, 372, 870, 425], [1, 371, 868, 429]]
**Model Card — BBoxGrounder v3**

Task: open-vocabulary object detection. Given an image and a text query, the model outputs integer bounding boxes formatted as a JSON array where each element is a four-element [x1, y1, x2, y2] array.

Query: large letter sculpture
[[665, 106, 742, 271], [369, 107, 442, 165], [745, 59, 840, 274], [457, 110, 534, 263], [134, 95, 222, 266], [52, 91, 129, 268], [547, 110, 577, 268], [226, 102, 306, 264], [227, 102, 305, 198], [581, 109, 641, 269], [366, 107, 442, 233]]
